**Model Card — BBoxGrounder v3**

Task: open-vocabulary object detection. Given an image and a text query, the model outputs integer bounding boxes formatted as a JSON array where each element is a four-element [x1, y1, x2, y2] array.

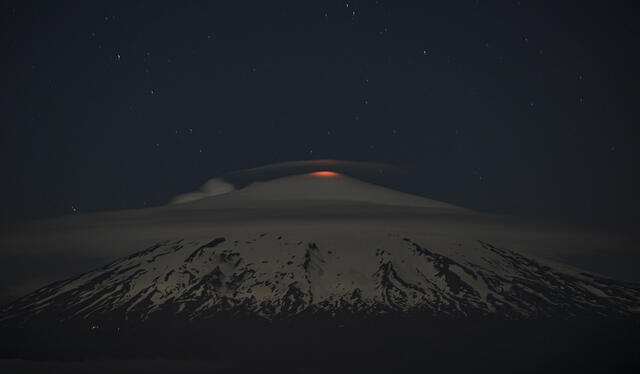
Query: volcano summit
[[1, 169, 639, 372]]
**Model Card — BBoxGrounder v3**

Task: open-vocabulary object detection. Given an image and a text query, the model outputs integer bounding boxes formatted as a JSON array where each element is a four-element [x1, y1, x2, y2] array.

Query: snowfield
[[2, 173, 638, 324]]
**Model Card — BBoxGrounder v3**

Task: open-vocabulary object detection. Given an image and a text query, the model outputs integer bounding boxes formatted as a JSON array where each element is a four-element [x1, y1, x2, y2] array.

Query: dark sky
[[1, 1, 638, 231]]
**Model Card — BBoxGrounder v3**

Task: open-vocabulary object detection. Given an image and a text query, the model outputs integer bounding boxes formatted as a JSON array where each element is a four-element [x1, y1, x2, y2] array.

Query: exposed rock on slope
[[3, 233, 638, 325]]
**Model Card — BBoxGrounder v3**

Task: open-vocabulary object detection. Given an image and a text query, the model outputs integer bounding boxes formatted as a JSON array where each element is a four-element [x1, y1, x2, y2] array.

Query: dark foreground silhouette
[[2, 313, 639, 373]]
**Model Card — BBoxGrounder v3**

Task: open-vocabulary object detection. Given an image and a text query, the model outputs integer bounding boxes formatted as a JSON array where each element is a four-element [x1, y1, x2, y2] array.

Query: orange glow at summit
[[309, 171, 342, 177]]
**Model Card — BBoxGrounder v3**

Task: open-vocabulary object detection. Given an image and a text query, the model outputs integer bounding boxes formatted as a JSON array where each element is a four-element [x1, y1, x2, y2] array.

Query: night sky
[[1, 1, 638, 231]]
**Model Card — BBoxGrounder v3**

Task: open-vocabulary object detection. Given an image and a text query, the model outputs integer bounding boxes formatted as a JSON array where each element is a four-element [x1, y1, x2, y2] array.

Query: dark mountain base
[[2, 314, 639, 373]]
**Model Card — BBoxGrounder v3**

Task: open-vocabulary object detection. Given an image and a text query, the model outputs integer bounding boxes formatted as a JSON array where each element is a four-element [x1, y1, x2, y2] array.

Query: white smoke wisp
[[169, 178, 235, 204]]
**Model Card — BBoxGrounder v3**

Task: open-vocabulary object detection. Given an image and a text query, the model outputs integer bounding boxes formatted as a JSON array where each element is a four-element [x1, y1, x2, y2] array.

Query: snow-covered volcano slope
[[3, 233, 638, 324], [2, 173, 638, 323], [1, 170, 635, 307]]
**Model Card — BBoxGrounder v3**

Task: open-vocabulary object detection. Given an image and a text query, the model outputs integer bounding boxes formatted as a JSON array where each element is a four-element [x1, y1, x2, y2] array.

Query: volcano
[[1, 172, 639, 372]]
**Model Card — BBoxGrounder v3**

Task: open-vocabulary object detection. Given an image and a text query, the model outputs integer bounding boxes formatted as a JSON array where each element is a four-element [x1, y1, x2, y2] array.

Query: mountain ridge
[[3, 231, 638, 327], [170, 173, 467, 210]]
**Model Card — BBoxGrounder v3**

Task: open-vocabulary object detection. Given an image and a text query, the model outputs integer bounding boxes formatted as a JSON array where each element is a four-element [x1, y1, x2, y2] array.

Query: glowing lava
[[309, 171, 341, 177]]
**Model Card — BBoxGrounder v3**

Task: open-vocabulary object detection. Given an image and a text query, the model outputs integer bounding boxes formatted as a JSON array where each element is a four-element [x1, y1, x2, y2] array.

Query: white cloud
[[169, 178, 235, 204]]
